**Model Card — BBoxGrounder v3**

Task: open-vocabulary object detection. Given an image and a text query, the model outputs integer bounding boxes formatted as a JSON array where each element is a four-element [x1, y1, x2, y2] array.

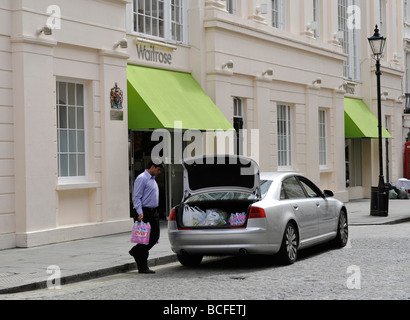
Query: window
[[298, 177, 322, 198], [272, 0, 285, 29], [281, 176, 306, 200], [233, 97, 244, 155], [379, 0, 386, 35], [338, 0, 360, 81], [57, 81, 86, 179], [312, 0, 320, 39], [171, 0, 183, 41], [132, 0, 187, 43], [134, 0, 165, 38], [318, 109, 327, 167], [406, 53, 410, 93], [277, 104, 292, 168], [261, 180, 273, 199], [226, 0, 237, 14]]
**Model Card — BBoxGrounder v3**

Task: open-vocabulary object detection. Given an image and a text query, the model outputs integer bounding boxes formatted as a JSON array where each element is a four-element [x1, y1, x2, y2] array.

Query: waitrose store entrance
[[127, 65, 233, 218]]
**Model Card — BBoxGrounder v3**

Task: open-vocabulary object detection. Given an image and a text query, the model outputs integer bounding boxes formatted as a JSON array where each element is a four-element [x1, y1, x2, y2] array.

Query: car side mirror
[[323, 190, 334, 198]]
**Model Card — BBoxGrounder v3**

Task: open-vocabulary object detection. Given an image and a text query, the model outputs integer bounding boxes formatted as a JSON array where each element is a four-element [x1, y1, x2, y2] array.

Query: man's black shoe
[[139, 269, 155, 274]]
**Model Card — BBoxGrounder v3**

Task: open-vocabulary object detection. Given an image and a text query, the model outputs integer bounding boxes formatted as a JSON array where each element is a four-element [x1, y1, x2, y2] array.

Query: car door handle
[[315, 202, 320, 207], [292, 204, 299, 210]]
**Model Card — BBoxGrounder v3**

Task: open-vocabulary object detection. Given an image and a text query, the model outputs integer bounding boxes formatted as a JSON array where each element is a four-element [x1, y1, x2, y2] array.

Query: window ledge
[[56, 181, 100, 191], [277, 167, 293, 172]]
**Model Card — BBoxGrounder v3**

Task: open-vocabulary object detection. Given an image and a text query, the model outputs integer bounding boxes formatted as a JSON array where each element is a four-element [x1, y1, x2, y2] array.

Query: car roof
[[260, 172, 299, 181]]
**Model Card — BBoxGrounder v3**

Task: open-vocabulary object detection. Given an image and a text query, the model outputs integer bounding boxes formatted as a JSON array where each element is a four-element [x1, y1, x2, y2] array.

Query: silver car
[[168, 155, 348, 266]]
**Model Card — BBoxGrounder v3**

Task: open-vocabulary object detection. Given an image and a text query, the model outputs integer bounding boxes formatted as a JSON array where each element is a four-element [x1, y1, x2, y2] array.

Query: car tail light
[[248, 206, 266, 219], [169, 208, 176, 221]]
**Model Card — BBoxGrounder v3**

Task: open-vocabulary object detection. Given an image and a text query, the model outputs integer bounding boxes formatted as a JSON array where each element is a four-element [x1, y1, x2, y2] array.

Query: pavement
[[0, 198, 409, 295]]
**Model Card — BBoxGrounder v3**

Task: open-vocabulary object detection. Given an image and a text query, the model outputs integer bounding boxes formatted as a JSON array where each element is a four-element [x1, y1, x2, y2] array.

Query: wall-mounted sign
[[110, 82, 123, 120], [110, 110, 123, 121], [136, 44, 172, 65]]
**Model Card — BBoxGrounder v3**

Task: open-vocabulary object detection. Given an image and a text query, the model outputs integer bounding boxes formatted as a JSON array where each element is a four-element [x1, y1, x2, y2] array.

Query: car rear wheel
[[278, 223, 298, 265], [177, 254, 203, 267], [334, 209, 348, 247]]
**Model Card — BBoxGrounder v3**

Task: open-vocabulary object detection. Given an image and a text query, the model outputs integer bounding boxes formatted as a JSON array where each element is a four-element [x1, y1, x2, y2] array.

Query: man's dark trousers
[[130, 207, 160, 271]]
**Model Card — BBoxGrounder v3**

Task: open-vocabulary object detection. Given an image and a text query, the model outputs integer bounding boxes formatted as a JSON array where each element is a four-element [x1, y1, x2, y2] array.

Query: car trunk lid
[[182, 155, 261, 200]]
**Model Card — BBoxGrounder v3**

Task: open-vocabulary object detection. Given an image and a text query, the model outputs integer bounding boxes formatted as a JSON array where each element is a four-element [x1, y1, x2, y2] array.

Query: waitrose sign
[[136, 44, 172, 65]]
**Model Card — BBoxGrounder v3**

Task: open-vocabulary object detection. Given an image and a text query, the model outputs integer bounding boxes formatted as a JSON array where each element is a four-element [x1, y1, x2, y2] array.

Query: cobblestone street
[[4, 223, 409, 301]]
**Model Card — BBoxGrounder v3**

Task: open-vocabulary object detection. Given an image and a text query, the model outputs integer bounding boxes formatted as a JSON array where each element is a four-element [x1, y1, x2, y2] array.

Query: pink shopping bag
[[131, 221, 151, 244]]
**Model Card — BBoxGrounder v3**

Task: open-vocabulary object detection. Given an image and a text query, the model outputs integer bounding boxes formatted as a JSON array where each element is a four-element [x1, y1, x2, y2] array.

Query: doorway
[[128, 130, 184, 219]]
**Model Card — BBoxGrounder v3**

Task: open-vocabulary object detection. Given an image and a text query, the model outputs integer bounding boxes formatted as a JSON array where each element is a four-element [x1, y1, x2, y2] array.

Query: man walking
[[129, 160, 163, 274]]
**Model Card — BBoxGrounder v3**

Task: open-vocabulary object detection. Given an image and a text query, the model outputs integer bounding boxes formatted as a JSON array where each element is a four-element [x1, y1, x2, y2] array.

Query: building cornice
[[10, 34, 58, 47], [371, 63, 405, 77], [204, 18, 346, 62], [94, 0, 132, 5], [99, 49, 130, 60]]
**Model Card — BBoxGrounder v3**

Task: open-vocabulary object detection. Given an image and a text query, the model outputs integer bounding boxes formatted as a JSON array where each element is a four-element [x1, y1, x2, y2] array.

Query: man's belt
[[142, 207, 157, 213]]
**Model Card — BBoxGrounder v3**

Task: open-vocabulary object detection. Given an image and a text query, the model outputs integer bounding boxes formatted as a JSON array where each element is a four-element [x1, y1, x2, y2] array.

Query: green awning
[[127, 65, 233, 131], [344, 97, 392, 139]]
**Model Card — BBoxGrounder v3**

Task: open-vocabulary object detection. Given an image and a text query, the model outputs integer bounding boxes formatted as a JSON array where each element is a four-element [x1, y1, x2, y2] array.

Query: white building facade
[[0, 0, 406, 249], [402, 0, 410, 166]]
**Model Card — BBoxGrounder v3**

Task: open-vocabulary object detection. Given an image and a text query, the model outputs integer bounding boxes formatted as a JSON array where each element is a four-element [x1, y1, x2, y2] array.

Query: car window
[[281, 176, 307, 200], [186, 180, 272, 202], [298, 177, 322, 198], [260, 180, 272, 199], [280, 186, 286, 200]]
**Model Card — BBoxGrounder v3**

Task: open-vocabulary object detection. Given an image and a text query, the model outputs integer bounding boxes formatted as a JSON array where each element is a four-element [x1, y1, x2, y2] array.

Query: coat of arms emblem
[[110, 82, 123, 109]]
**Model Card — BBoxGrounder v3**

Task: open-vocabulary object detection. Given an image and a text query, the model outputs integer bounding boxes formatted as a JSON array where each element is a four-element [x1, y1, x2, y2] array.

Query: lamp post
[[368, 25, 388, 217]]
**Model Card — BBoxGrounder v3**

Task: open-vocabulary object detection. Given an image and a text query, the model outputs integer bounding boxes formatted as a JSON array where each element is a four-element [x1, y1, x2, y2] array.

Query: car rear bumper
[[168, 221, 280, 255]]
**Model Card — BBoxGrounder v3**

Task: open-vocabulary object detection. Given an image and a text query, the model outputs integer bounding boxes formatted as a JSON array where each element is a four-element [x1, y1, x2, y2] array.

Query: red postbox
[[405, 142, 410, 179]]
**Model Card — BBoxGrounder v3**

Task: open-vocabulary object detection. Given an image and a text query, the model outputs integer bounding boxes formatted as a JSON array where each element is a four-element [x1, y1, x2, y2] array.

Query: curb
[[0, 254, 178, 295], [348, 217, 410, 226]]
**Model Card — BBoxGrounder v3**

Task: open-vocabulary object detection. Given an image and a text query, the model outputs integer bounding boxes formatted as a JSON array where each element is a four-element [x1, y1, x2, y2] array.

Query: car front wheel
[[278, 222, 298, 265]]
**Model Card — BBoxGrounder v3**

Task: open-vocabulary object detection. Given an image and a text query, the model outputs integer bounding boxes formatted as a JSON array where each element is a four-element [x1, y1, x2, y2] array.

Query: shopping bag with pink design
[[131, 221, 151, 244]]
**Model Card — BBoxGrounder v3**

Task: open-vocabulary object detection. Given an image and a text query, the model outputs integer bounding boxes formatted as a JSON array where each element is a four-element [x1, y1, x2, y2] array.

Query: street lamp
[[368, 25, 388, 217]]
